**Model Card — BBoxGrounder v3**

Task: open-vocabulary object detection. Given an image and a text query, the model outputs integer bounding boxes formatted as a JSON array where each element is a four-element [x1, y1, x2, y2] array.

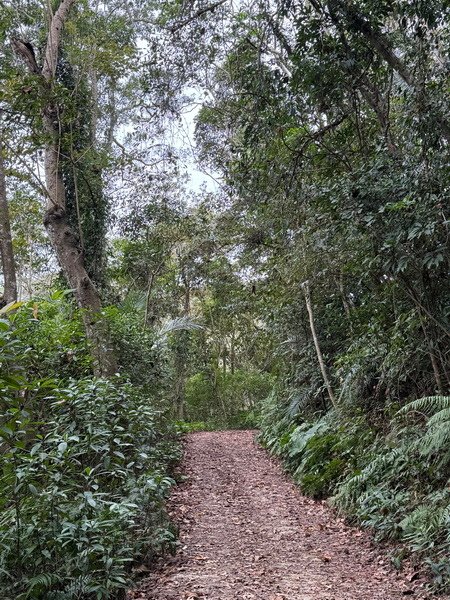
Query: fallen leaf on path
[[320, 553, 332, 562], [127, 432, 433, 600]]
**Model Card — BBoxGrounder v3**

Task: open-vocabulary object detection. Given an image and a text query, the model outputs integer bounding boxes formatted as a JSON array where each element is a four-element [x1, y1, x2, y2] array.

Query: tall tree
[[12, 0, 117, 376], [0, 138, 17, 304]]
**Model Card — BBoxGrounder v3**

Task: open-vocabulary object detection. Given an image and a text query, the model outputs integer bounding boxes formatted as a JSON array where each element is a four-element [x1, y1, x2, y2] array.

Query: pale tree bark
[[230, 329, 236, 375], [0, 140, 18, 304], [173, 271, 191, 420], [12, 0, 117, 377], [301, 281, 338, 409]]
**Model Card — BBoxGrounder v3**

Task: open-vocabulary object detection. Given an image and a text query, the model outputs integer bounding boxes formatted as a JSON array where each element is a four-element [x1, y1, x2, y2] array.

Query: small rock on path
[[128, 430, 437, 600]]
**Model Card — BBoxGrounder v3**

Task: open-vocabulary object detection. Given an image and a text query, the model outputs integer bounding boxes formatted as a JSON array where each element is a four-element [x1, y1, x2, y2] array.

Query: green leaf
[[0, 301, 23, 314]]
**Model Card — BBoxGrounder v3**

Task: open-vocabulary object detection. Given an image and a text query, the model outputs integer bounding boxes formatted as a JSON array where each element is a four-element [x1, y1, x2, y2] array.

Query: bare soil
[[128, 430, 439, 600]]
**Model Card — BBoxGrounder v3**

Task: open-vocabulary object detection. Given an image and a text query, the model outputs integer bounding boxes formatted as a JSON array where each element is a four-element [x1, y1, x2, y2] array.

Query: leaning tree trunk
[[0, 139, 18, 304], [12, 0, 117, 377], [173, 274, 191, 420], [301, 281, 338, 410]]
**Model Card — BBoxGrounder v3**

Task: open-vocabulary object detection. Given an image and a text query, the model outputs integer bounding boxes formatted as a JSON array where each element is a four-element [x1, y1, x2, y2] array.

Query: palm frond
[[157, 316, 204, 339]]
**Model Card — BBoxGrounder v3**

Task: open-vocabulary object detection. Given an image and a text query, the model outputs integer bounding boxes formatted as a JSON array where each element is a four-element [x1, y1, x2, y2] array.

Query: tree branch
[[10, 39, 40, 74], [169, 0, 227, 33], [326, 0, 450, 143]]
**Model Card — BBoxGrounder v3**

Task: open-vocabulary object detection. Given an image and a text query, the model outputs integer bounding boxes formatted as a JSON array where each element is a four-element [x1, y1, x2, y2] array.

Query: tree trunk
[[12, 0, 117, 377], [230, 330, 236, 375], [144, 270, 157, 328], [334, 272, 355, 335], [268, 7, 401, 157], [0, 140, 18, 304], [173, 273, 191, 419], [301, 281, 338, 409], [419, 320, 444, 395], [328, 13, 400, 157]]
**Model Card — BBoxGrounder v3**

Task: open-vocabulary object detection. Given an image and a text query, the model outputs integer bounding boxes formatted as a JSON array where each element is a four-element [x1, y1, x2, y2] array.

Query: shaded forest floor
[[128, 431, 441, 600]]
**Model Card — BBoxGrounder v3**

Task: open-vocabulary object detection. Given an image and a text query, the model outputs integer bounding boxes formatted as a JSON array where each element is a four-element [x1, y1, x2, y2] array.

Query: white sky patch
[[172, 92, 220, 195]]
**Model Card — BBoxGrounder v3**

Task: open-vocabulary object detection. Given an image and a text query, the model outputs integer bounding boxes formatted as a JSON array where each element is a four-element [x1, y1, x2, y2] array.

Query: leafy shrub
[[8, 292, 91, 379], [104, 301, 166, 394], [0, 311, 179, 600]]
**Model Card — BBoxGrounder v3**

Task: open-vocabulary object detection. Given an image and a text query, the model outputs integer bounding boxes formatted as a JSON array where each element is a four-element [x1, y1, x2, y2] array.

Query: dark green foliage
[[0, 305, 179, 600], [293, 434, 348, 499], [63, 154, 108, 288], [104, 300, 167, 396], [57, 54, 108, 288]]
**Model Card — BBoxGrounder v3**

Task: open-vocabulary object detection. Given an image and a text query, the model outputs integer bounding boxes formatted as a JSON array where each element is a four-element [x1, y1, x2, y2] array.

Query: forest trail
[[129, 431, 430, 600]]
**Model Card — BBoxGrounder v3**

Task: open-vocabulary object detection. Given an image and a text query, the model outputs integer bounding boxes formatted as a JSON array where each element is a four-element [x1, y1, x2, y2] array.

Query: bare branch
[[169, 0, 227, 33], [112, 137, 170, 168], [325, 0, 450, 143], [2, 139, 50, 198]]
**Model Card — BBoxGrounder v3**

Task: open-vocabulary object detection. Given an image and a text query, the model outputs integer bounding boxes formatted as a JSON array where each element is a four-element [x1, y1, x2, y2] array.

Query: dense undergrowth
[[0, 298, 179, 600], [184, 368, 273, 430], [259, 390, 450, 593]]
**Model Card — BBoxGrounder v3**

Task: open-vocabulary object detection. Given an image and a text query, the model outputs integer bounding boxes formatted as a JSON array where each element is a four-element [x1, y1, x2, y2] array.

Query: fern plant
[[398, 395, 450, 462]]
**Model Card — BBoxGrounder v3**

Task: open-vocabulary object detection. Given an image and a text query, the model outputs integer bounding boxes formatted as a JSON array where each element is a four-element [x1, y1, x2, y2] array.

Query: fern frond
[[427, 407, 450, 427], [420, 422, 450, 456], [338, 447, 404, 495], [398, 395, 450, 417], [401, 503, 450, 550], [26, 572, 62, 594]]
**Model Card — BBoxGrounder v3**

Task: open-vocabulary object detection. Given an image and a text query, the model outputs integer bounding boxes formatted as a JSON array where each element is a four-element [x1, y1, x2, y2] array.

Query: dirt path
[[129, 431, 434, 600]]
